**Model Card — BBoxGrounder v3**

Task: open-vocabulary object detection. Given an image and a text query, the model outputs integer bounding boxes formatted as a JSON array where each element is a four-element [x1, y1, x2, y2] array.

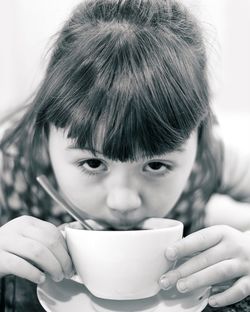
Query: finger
[[210, 279, 237, 295], [22, 223, 73, 277], [2, 235, 65, 281], [67, 221, 84, 229], [209, 276, 250, 307], [58, 221, 83, 231], [24, 218, 68, 250], [161, 243, 231, 287], [165, 226, 223, 261], [57, 223, 68, 231], [176, 259, 246, 293], [0, 250, 46, 284], [12, 216, 68, 251]]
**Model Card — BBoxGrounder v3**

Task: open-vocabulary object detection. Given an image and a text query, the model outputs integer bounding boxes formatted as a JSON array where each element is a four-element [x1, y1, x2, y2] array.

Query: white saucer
[[37, 277, 210, 312]]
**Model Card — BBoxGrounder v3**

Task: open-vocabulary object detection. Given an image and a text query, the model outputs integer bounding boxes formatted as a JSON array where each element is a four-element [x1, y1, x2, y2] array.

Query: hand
[[0, 216, 74, 284], [159, 225, 250, 307]]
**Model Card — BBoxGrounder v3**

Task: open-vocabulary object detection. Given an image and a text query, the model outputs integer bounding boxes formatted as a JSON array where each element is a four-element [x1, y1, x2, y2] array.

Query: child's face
[[48, 126, 197, 230]]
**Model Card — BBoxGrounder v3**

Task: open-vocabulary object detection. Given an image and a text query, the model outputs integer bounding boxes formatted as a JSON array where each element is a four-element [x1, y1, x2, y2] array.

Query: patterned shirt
[[1, 111, 250, 311]]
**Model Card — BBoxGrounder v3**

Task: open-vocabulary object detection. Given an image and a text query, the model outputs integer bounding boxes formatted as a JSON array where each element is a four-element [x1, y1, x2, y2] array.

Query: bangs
[[35, 2, 210, 162]]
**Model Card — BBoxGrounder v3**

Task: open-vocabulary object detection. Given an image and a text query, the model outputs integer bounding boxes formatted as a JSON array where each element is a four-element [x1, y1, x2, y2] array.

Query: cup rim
[[65, 218, 183, 233]]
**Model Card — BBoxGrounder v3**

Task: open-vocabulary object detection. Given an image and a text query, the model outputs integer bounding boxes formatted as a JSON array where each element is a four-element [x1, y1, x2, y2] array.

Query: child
[[1, 0, 250, 311]]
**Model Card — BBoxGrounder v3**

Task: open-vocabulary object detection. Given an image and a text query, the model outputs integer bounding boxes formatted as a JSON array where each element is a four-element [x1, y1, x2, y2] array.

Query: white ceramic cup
[[65, 218, 183, 300]]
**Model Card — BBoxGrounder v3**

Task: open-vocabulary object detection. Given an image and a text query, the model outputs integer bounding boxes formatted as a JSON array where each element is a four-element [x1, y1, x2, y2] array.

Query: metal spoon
[[36, 175, 93, 230]]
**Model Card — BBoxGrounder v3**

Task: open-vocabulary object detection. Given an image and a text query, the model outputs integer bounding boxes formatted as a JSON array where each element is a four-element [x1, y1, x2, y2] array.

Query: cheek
[[51, 159, 103, 205], [145, 171, 192, 216]]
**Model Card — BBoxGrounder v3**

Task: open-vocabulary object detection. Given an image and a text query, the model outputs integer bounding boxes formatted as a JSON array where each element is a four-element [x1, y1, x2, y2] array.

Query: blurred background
[[0, 0, 250, 151]]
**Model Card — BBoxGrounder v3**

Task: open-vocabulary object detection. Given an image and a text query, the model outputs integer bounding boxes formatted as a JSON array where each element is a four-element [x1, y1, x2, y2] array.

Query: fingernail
[[159, 276, 171, 290], [165, 247, 177, 261], [177, 279, 188, 293], [38, 274, 46, 284], [209, 297, 217, 307]]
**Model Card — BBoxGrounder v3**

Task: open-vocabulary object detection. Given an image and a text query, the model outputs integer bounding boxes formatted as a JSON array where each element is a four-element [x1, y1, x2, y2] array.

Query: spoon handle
[[36, 175, 93, 230]]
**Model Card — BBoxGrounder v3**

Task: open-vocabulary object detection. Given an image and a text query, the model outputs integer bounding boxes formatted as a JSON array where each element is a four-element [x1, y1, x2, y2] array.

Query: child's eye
[[75, 159, 107, 175], [143, 161, 173, 175]]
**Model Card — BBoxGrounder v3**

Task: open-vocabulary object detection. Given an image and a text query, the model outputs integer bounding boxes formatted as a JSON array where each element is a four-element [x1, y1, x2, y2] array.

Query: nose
[[106, 187, 142, 214]]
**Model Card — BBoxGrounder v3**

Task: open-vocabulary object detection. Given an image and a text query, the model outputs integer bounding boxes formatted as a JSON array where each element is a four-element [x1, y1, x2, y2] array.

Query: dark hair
[[1, 0, 212, 172]]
